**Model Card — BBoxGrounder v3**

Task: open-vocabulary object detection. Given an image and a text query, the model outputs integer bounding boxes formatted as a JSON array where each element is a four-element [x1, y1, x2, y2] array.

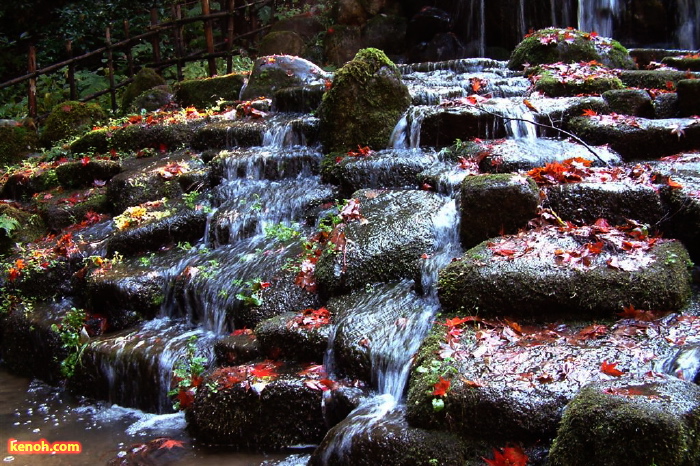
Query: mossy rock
[[0, 123, 40, 166], [258, 31, 306, 57], [533, 68, 624, 97], [70, 128, 111, 154], [549, 379, 700, 466], [254, 310, 330, 363], [0, 204, 46, 253], [619, 70, 700, 89], [35, 187, 110, 231], [508, 28, 635, 71], [121, 68, 166, 111], [239, 55, 329, 103], [129, 85, 173, 113], [187, 365, 326, 449], [173, 73, 247, 109], [55, 159, 121, 189], [459, 174, 540, 249], [601, 88, 654, 117], [317, 48, 411, 153], [438, 231, 692, 320], [662, 56, 700, 72], [0, 163, 60, 200], [40, 101, 106, 147]]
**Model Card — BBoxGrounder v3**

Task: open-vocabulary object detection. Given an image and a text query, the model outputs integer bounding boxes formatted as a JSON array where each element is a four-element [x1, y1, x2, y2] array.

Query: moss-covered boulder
[[0, 203, 46, 251], [258, 31, 306, 57], [662, 56, 700, 72], [55, 159, 121, 189], [309, 398, 485, 466], [0, 121, 39, 166], [601, 88, 654, 117], [507, 28, 635, 71], [186, 363, 326, 449], [619, 69, 700, 90], [129, 85, 173, 113], [191, 120, 266, 150], [121, 68, 166, 111], [83, 261, 167, 328], [548, 379, 700, 466], [40, 101, 106, 147], [567, 115, 700, 160], [173, 72, 247, 109], [314, 189, 446, 296], [438, 225, 692, 319], [239, 55, 330, 103], [317, 48, 411, 153], [459, 174, 539, 249]]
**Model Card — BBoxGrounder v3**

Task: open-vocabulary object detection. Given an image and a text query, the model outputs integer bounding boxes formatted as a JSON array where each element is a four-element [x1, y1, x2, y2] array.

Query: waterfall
[[676, 0, 699, 49], [552, 0, 574, 27], [578, 0, 620, 36]]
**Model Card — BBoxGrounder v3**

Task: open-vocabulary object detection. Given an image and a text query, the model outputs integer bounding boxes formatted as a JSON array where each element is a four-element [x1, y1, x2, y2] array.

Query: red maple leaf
[[158, 438, 185, 449], [176, 389, 194, 409], [483, 445, 528, 466], [432, 376, 451, 396], [582, 108, 598, 117], [601, 360, 624, 377]]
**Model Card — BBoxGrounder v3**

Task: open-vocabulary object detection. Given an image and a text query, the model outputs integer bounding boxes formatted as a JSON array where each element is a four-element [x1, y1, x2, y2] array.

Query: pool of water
[[0, 367, 308, 466]]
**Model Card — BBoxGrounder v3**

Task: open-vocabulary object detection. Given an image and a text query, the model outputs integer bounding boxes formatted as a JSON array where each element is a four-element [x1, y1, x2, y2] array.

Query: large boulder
[[121, 68, 166, 111], [317, 48, 411, 153], [40, 101, 106, 147], [507, 28, 635, 71], [0, 121, 39, 166]]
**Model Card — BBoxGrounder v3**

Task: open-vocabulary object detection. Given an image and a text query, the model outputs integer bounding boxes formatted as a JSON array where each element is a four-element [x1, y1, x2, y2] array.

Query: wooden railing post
[[28, 45, 37, 119], [105, 27, 118, 113], [124, 20, 134, 78], [201, 0, 217, 76], [171, 4, 184, 81], [150, 8, 161, 64], [226, 0, 235, 74], [67, 41, 77, 100]]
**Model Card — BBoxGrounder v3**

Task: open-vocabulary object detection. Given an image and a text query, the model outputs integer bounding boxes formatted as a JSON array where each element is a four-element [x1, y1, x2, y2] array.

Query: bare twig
[[478, 105, 611, 167]]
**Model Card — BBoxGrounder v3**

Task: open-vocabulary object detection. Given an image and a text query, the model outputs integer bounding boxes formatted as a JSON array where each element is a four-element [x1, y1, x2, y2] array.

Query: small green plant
[[50, 307, 88, 378], [177, 241, 193, 251], [198, 259, 220, 279], [183, 191, 201, 210], [264, 222, 300, 242], [0, 213, 19, 237], [139, 252, 156, 267], [168, 335, 208, 411], [235, 278, 270, 307]]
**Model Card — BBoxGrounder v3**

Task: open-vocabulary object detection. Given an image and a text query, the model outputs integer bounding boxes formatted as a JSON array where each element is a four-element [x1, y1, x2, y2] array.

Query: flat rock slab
[[407, 310, 700, 443], [438, 223, 692, 319], [567, 115, 700, 160]]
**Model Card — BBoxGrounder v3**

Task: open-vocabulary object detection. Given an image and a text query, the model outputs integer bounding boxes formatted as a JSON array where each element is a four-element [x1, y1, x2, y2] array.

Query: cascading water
[[578, 0, 621, 37], [676, 0, 700, 49]]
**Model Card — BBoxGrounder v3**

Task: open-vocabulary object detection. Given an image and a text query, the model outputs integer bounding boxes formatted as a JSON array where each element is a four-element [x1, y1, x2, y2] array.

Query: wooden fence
[[0, 0, 272, 118]]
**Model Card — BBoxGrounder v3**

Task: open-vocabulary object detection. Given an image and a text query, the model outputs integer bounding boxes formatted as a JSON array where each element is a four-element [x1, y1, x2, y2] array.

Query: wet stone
[[438, 226, 692, 319], [254, 310, 330, 363], [601, 88, 654, 118], [543, 181, 665, 226], [548, 378, 700, 466], [459, 173, 539, 249], [213, 334, 261, 366]]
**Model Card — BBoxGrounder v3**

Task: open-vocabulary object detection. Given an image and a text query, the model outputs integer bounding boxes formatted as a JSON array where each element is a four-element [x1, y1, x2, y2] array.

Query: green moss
[[40, 101, 106, 147], [0, 124, 39, 166], [121, 68, 166, 111], [173, 72, 247, 109], [619, 70, 697, 89], [70, 128, 111, 154], [535, 71, 624, 97]]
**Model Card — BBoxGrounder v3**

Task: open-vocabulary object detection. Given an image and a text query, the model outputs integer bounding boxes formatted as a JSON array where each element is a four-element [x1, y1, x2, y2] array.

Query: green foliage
[[235, 278, 269, 307], [0, 213, 20, 238], [264, 222, 300, 242], [168, 335, 208, 411], [50, 307, 87, 378]]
